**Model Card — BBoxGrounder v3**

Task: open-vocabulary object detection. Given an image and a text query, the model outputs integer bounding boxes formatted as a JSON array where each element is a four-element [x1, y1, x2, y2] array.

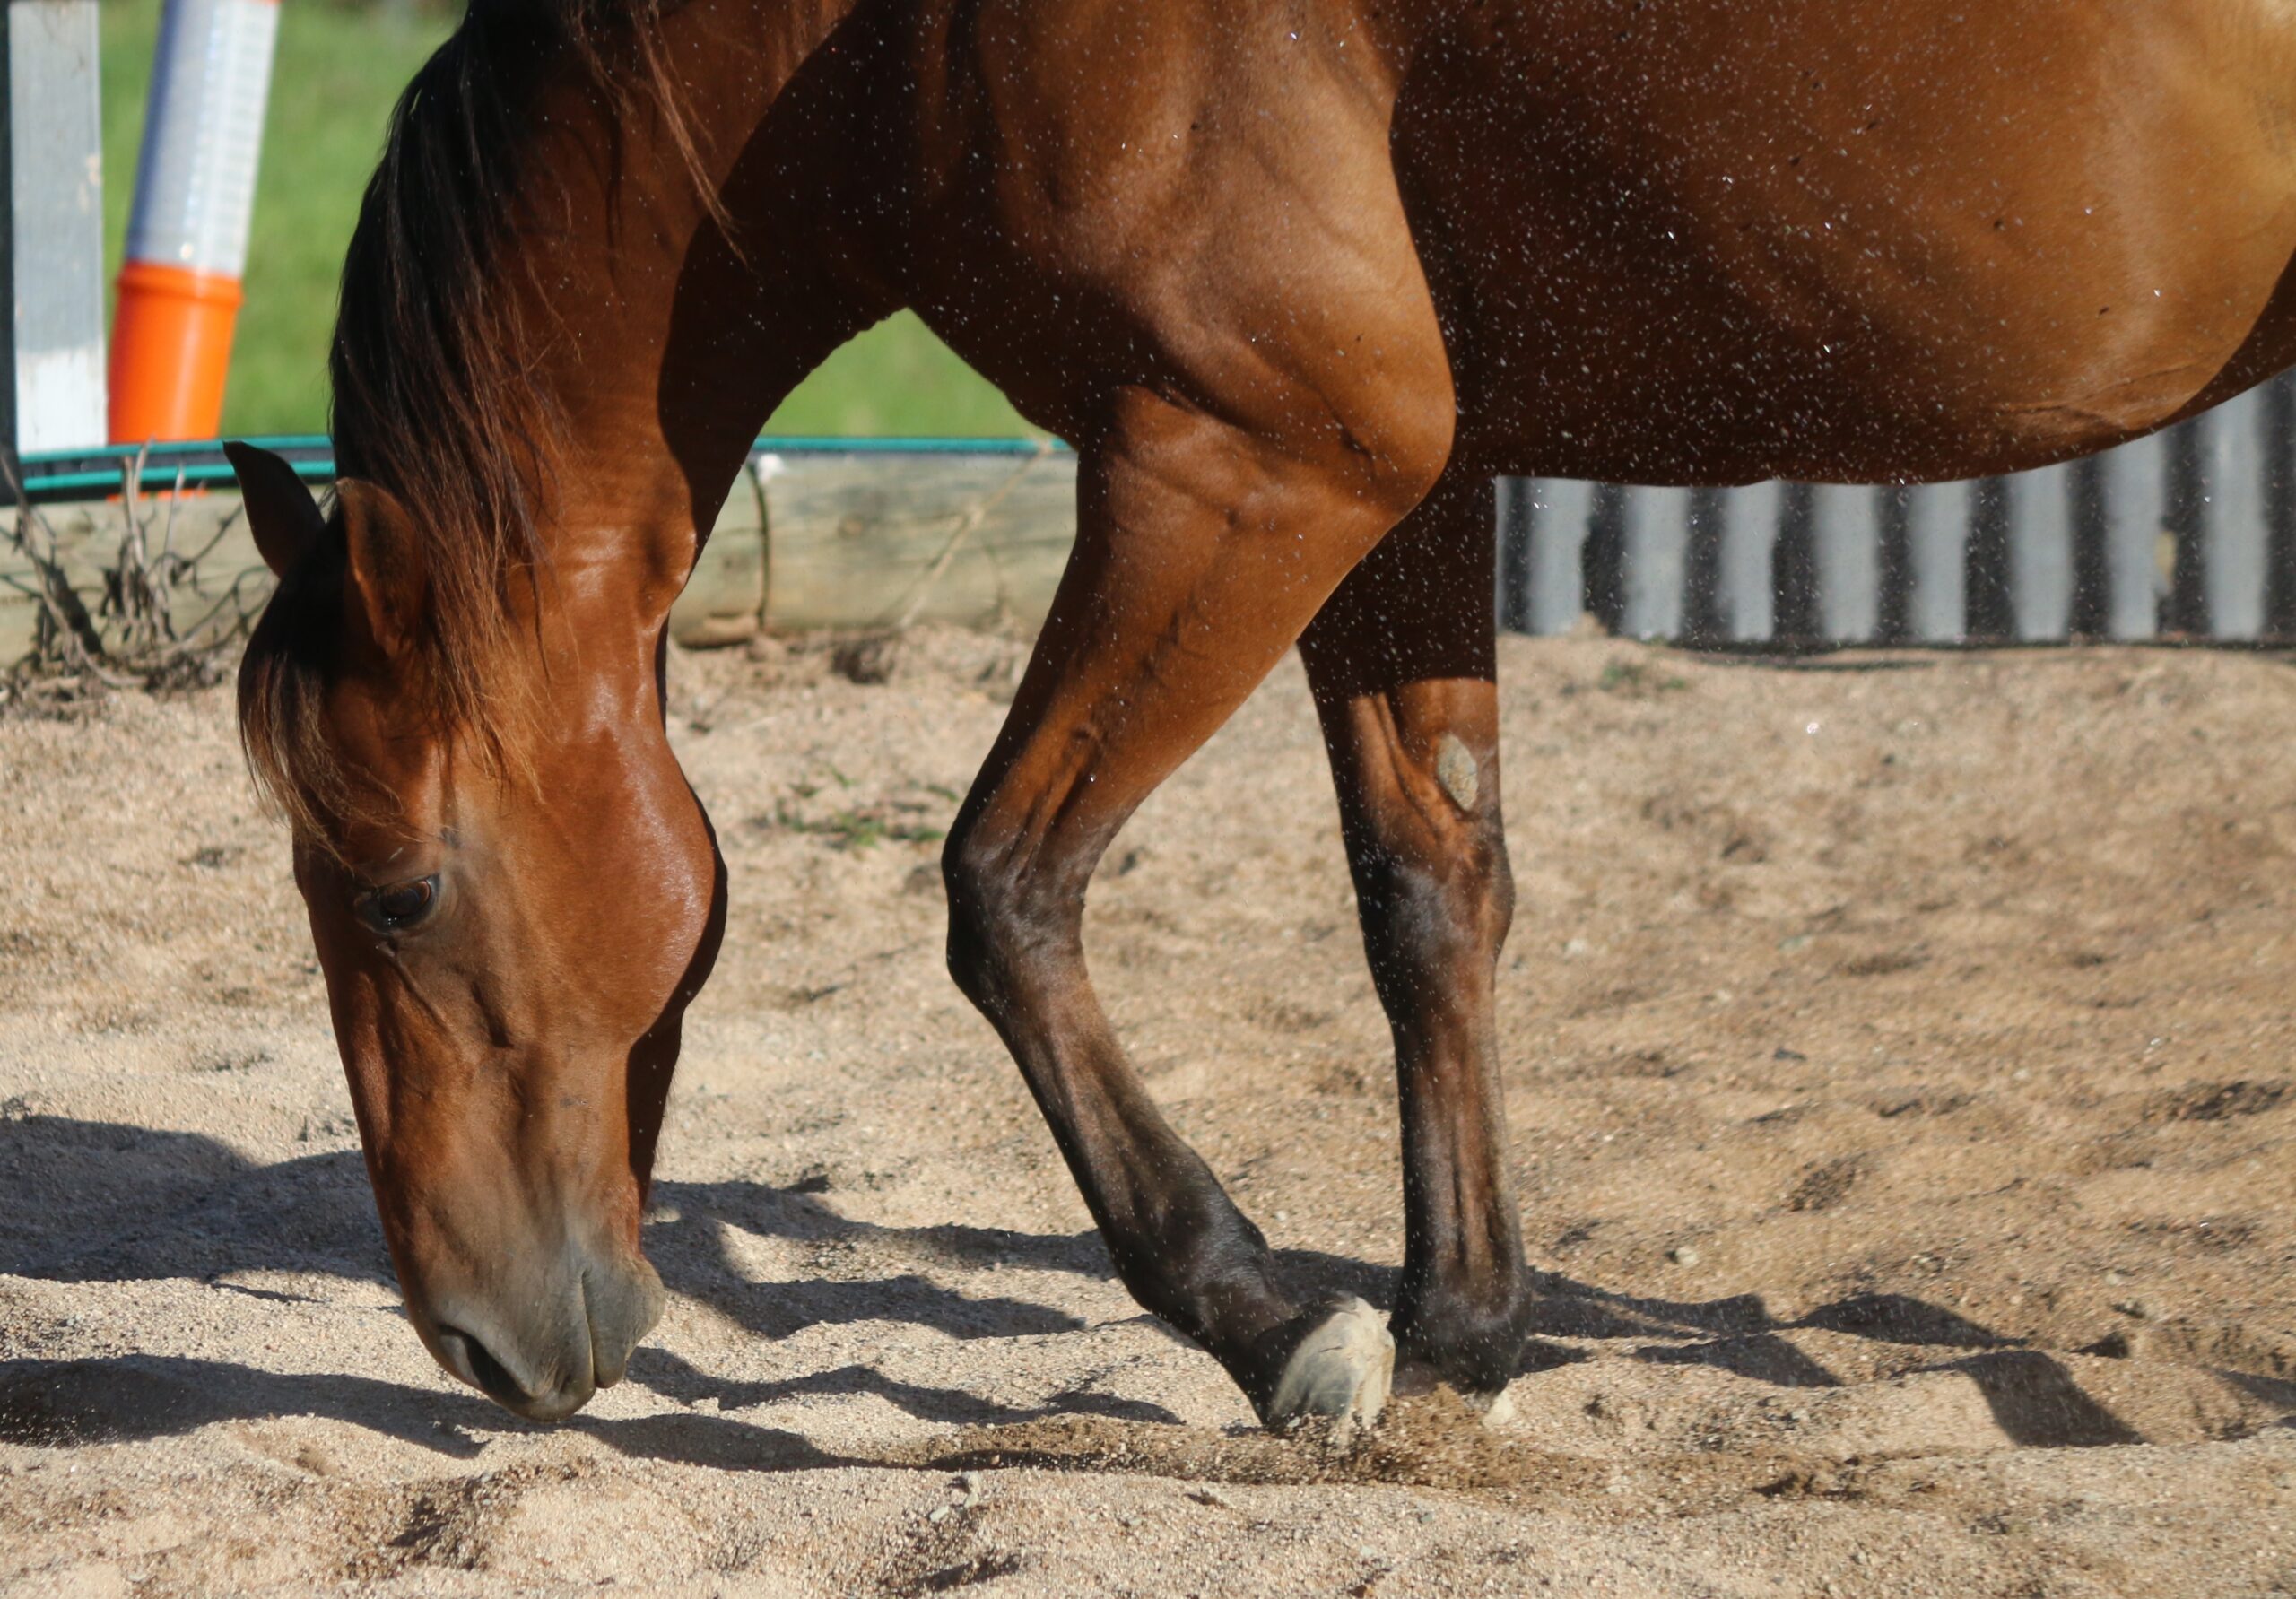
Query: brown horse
[[226, 0, 2296, 1428]]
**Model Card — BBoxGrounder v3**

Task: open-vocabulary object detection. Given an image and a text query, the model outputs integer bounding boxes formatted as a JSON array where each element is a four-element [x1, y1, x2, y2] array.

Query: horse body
[[227, 0, 2296, 1426], [1405, 0, 2296, 482], [857, 0, 2296, 484]]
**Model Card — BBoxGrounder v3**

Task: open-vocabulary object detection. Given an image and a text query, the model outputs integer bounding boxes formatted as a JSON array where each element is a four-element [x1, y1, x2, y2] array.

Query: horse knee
[[940, 828, 1019, 1012], [940, 821, 1079, 1016]]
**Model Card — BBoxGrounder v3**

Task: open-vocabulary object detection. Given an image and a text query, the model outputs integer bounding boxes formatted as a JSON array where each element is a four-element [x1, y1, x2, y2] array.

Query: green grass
[[99, 1, 1031, 439], [770, 315, 1039, 438]]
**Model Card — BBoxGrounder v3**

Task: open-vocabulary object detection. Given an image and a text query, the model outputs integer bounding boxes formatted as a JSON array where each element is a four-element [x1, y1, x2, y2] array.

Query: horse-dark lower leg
[[1300, 470, 1533, 1401], [943, 398, 1440, 1427]]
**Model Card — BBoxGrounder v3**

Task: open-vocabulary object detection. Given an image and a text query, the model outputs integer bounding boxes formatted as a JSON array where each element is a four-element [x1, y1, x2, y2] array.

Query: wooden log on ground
[[673, 472, 768, 647], [754, 444, 1076, 632], [0, 446, 1081, 666]]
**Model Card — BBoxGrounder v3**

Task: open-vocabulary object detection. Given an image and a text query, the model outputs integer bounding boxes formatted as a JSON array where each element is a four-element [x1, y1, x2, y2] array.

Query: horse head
[[228, 440, 724, 1421]]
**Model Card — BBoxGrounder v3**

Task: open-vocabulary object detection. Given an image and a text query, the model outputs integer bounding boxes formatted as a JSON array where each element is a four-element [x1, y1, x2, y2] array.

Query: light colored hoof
[[1466, 1385, 1518, 1428], [1265, 1297, 1395, 1435]]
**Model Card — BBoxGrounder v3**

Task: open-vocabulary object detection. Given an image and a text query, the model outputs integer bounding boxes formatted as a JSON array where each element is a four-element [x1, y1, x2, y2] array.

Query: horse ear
[[336, 478, 428, 657], [223, 440, 324, 578]]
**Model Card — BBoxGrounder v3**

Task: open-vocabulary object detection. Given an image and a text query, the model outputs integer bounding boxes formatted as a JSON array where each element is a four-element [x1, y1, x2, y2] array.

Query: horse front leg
[[1299, 467, 1534, 1408], [939, 389, 1443, 1430]]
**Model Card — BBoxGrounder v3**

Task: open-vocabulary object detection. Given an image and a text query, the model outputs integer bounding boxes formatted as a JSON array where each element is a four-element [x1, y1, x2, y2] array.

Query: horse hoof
[[1465, 1385, 1517, 1428], [1265, 1297, 1394, 1435], [1390, 1360, 1517, 1427]]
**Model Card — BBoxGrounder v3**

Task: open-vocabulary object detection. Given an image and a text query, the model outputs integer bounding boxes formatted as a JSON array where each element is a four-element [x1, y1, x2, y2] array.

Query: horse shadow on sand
[[0, 1115, 1172, 1464], [0, 1352, 848, 1473], [1271, 1244, 2179, 1449], [0, 1114, 1107, 1356], [6, 1114, 2269, 1464]]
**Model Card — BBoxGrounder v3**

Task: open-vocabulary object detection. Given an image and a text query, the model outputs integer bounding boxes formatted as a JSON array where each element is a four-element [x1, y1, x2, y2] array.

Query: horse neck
[[510, 0, 875, 634]]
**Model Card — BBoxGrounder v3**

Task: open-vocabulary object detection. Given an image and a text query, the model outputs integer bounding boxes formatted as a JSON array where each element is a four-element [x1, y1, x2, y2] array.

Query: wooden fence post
[[6, 1, 106, 455]]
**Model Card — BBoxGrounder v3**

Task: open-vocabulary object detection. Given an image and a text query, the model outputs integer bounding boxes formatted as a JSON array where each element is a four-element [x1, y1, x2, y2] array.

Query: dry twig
[[4, 453, 262, 707]]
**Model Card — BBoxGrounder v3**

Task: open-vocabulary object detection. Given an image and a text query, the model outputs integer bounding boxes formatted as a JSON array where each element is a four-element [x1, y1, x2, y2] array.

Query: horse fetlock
[[1390, 1280, 1535, 1401]]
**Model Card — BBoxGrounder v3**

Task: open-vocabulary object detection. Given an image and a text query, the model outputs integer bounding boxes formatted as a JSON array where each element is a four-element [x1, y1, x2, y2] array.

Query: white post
[[7, 0, 105, 453]]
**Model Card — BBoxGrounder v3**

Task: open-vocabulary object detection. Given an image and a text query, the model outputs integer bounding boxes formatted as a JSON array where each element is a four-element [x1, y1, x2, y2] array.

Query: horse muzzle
[[413, 1244, 665, 1422]]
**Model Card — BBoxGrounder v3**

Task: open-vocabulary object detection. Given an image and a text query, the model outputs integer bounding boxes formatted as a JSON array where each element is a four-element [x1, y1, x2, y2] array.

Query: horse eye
[[358, 874, 440, 934]]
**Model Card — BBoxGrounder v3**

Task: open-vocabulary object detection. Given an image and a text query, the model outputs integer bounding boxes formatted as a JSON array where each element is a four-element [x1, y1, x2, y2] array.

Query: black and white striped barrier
[[1496, 373, 2296, 646]]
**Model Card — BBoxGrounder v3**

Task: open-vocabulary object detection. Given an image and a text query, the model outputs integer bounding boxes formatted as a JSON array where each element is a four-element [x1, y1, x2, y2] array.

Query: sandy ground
[[0, 627, 2291, 1597]]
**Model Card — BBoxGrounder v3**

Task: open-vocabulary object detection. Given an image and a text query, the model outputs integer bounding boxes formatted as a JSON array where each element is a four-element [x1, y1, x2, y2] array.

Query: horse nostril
[[436, 1323, 529, 1405]]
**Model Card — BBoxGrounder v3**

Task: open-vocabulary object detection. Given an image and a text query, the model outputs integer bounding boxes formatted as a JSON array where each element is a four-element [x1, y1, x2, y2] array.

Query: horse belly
[[1402, 0, 2296, 484]]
